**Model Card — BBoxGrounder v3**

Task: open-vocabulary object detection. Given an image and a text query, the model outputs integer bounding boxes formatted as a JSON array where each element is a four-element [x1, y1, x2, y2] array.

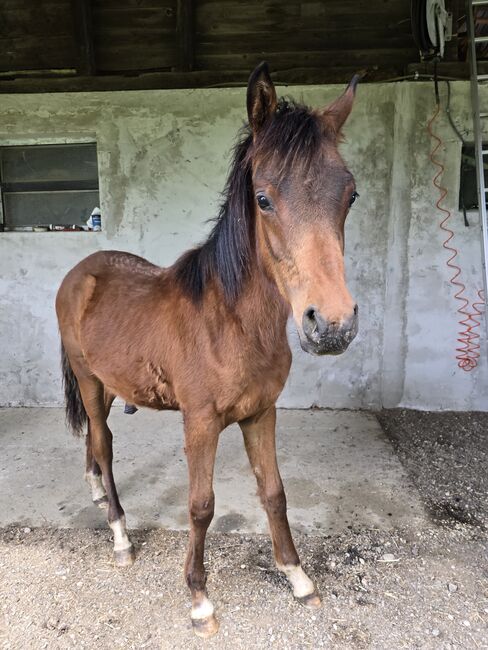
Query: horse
[[55, 62, 360, 638]]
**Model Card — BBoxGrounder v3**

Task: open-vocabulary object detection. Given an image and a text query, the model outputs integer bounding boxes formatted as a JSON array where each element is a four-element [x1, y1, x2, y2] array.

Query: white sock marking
[[109, 517, 132, 552], [85, 471, 106, 502], [191, 596, 214, 620], [277, 563, 315, 598]]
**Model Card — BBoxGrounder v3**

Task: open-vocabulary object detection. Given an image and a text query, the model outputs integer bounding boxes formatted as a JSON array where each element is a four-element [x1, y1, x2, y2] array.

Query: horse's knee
[[261, 486, 287, 517], [189, 493, 215, 528]]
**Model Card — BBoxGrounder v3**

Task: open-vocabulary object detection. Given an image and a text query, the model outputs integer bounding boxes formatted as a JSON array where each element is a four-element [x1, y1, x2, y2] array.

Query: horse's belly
[[93, 358, 179, 411]]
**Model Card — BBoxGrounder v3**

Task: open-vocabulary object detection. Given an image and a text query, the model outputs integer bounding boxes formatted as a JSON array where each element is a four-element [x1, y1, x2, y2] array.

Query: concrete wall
[[0, 82, 487, 410]]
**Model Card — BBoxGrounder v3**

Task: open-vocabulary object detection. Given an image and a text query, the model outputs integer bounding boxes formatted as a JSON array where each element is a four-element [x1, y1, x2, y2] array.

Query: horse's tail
[[61, 341, 87, 437]]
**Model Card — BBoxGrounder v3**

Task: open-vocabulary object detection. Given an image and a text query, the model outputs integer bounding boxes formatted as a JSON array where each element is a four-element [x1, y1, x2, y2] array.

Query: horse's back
[[56, 250, 166, 344], [63, 250, 162, 284], [58, 250, 160, 307]]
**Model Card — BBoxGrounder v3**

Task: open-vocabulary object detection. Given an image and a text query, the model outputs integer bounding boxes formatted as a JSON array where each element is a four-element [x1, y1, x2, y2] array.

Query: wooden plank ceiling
[[0, 0, 466, 93]]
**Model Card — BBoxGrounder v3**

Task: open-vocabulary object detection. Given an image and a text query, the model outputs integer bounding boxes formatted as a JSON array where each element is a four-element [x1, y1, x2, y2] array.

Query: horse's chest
[[215, 348, 291, 420]]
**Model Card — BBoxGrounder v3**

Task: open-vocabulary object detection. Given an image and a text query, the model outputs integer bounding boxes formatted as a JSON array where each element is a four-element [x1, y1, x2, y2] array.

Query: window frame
[[0, 137, 101, 232]]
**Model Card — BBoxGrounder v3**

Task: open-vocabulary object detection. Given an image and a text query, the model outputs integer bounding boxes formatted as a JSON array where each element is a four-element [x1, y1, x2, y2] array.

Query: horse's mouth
[[299, 338, 351, 356], [298, 327, 358, 356]]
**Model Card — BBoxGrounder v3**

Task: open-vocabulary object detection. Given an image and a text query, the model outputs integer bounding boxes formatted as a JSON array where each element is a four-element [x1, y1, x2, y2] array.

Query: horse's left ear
[[247, 61, 277, 133], [322, 74, 361, 134]]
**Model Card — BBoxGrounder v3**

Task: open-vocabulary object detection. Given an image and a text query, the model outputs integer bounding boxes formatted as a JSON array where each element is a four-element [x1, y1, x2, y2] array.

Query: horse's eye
[[257, 194, 272, 211], [349, 191, 359, 207]]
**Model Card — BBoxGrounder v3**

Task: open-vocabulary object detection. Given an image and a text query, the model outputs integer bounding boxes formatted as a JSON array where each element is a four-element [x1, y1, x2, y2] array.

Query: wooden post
[[177, 0, 194, 72], [71, 0, 96, 76]]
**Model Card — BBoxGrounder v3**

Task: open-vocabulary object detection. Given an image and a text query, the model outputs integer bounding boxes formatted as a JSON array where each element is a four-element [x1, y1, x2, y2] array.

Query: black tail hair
[[61, 341, 87, 436]]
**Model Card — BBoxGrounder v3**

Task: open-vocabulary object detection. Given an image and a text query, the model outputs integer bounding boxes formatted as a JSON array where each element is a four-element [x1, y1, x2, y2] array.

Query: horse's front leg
[[239, 406, 321, 608], [183, 414, 221, 638]]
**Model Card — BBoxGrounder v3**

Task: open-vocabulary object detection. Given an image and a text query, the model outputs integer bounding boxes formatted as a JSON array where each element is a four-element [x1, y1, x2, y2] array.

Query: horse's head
[[247, 62, 359, 356]]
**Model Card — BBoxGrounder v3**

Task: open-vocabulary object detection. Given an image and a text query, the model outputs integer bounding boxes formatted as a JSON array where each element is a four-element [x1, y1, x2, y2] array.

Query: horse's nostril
[[353, 304, 358, 316], [304, 307, 316, 321], [303, 306, 328, 340]]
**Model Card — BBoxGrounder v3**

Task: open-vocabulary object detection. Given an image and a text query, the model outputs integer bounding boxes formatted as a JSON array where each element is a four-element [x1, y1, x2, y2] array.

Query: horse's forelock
[[250, 99, 327, 184]]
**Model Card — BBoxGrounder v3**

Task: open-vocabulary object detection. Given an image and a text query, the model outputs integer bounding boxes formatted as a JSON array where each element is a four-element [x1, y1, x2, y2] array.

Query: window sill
[[1, 228, 102, 233]]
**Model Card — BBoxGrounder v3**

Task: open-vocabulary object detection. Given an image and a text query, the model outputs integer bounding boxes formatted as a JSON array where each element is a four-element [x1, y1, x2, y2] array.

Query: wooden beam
[[0, 66, 408, 94], [405, 60, 472, 79], [176, 0, 194, 72], [71, 0, 95, 76]]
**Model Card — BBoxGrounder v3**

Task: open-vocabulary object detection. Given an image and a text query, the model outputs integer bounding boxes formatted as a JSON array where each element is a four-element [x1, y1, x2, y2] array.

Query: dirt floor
[[1, 410, 487, 649], [377, 410, 488, 530]]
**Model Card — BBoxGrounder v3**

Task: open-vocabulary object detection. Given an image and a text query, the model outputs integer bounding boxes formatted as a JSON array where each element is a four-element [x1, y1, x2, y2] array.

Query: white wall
[[0, 82, 487, 410]]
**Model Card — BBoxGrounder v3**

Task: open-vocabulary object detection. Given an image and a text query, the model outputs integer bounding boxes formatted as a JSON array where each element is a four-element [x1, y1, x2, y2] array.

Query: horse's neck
[[235, 264, 290, 343]]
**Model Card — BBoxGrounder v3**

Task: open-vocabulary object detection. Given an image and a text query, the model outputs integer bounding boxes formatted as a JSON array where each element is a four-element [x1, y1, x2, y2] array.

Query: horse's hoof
[[93, 495, 108, 509], [191, 614, 219, 639], [296, 591, 322, 609], [114, 545, 135, 568]]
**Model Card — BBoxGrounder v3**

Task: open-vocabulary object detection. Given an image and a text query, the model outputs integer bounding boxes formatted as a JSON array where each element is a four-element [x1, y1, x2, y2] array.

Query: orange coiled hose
[[427, 102, 485, 371]]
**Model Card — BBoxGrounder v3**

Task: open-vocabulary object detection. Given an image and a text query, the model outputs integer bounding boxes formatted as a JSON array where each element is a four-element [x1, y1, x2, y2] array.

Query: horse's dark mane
[[174, 129, 254, 305], [174, 98, 325, 305]]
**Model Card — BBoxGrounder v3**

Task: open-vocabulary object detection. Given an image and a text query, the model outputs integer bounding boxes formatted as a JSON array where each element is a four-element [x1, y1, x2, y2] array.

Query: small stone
[[45, 617, 59, 630], [380, 553, 398, 563], [462, 620, 471, 627], [23, 527, 31, 534], [432, 629, 440, 637], [447, 583, 458, 593], [240, 564, 246, 569]]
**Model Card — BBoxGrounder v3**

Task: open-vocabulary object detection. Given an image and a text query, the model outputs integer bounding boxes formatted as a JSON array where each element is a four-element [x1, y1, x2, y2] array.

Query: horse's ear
[[322, 73, 361, 134], [247, 61, 277, 133]]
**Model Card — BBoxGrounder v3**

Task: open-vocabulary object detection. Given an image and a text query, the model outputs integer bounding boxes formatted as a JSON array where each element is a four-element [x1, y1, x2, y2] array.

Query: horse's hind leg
[[239, 406, 321, 608], [85, 390, 115, 509], [85, 423, 107, 507], [76, 375, 134, 567]]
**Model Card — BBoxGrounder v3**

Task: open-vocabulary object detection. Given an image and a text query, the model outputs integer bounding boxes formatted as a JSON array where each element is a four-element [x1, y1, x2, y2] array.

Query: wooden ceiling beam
[[0, 65, 421, 93]]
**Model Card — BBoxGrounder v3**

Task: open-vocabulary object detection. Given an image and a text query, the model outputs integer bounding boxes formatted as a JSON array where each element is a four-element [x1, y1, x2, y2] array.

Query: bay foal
[[56, 62, 359, 637]]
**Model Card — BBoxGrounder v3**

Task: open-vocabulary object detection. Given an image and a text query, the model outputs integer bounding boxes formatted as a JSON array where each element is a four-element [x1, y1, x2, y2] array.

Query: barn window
[[0, 143, 100, 231]]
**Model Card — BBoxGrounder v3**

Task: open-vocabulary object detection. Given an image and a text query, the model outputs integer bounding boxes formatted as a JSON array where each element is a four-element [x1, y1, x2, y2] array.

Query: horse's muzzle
[[300, 305, 358, 356]]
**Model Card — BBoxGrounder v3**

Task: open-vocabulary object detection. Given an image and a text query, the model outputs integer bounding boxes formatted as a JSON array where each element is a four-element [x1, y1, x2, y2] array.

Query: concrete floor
[[0, 408, 427, 534]]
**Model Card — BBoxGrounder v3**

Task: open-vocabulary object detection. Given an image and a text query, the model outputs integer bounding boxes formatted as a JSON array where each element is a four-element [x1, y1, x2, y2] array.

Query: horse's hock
[[0, 407, 427, 534]]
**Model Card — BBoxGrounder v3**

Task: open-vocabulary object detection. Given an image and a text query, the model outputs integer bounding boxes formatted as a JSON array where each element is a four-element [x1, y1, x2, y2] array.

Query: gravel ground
[[1, 409, 488, 649], [0, 524, 487, 649], [377, 410, 488, 529]]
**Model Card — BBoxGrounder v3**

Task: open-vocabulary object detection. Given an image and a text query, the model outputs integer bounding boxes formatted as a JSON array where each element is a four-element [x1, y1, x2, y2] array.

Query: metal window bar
[[467, 0, 488, 336]]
